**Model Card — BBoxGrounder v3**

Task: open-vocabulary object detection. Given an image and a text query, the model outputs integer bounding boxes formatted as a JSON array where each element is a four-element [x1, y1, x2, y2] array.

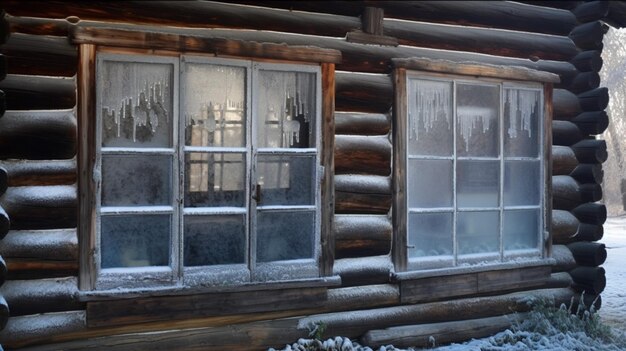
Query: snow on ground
[[600, 215, 626, 335]]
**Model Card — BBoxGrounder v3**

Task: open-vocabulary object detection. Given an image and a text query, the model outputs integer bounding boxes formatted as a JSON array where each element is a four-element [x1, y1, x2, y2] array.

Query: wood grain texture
[[335, 215, 391, 258], [552, 145, 578, 175], [335, 112, 389, 135], [392, 67, 407, 272], [0, 159, 76, 186], [335, 135, 391, 176], [320, 63, 336, 276], [335, 71, 392, 113], [0, 32, 77, 77], [0, 74, 75, 110], [335, 175, 391, 214]]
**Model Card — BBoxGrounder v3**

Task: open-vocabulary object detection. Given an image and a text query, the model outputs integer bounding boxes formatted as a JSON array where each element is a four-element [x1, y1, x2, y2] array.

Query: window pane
[[504, 160, 541, 206], [504, 89, 540, 157], [457, 160, 499, 208], [99, 59, 173, 148], [257, 70, 316, 149], [408, 79, 453, 156], [503, 209, 539, 251], [183, 63, 246, 148], [408, 212, 453, 258], [408, 159, 453, 208], [457, 211, 499, 255], [101, 214, 170, 268], [257, 210, 314, 262], [184, 215, 245, 266], [101, 154, 171, 206], [257, 155, 314, 206], [184, 152, 245, 207], [456, 84, 500, 157]]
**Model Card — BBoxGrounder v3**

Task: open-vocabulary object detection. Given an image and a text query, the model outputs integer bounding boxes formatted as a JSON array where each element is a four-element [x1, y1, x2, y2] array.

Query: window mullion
[[452, 80, 458, 267], [248, 61, 257, 277], [499, 84, 505, 262]]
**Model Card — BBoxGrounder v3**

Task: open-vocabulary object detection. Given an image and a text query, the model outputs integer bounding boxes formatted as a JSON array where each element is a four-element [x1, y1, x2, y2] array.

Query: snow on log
[[571, 1, 610, 23], [568, 21, 605, 50], [569, 50, 603, 73], [552, 120, 584, 146], [0, 74, 75, 110], [0, 229, 77, 261], [0, 310, 86, 349], [1, 277, 82, 316], [335, 135, 391, 176], [567, 71, 600, 94], [569, 266, 606, 295], [570, 111, 608, 135], [0, 110, 77, 160], [0, 185, 76, 230], [335, 71, 392, 113], [335, 175, 391, 214], [552, 245, 577, 272], [552, 175, 601, 210], [566, 241, 607, 267], [0, 32, 77, 77], [0, 159, 76, 186], [571, 139, 608, 164], [552, 209, 580, 244], [552, 145, 578, 175], [334, 112, 390, 135], [333, 255, 393, 287], [335, 214, 391, 258], [572, 202, 607, 225]]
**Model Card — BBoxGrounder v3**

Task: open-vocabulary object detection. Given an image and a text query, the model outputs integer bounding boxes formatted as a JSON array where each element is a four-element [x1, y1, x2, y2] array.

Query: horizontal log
[[0, 310, 87, 349], [334, 112, 389, 135], [571, 139, 608, 164], [572, 1, 610, 23], [0, 256, 6, 286], [569, 50, 603, 72], [0, 159, 77, 186], [569, 21, 605, 50], [572, 202, 606, 225], [552, 209, 579, 244], [570, 111, 608, 135], [0, 32, 77, 77], [361, 314, 516, 349], [0, 74, 75, 110], [551, 245, 577, 272], [335, 71, 392, 113], [0, 110, 77, 160], [335, 135, 390, 176], [231, 1, 578, 36], [570, 266, 605, 295], [577, 87, 609, 111], [575, 222, 604, 242], [544, 272, 573, 289], [553, 88, 608, 119], [553, 175, 589, 210], [552, 145, 578, 175], [333, 255, 392, 287], [0, 54, 6, 81], [1, 185, 76, 230], [335, 175, 391, 214], [334, 214, 391, 258], [5, 258, 78, 280], [0, 206, 9, 240], [0, 229, 78, 261], [552, 120, 584, 146], [0, 296, 8, 331], [6, 14, 75, 37], [579, 182, 602, 202], [1, 277, 82, 316], [567, 71, 600, 94], [0, 166, 6, 196], [567, 241, 606, 266], [0, 90, 5, 117]]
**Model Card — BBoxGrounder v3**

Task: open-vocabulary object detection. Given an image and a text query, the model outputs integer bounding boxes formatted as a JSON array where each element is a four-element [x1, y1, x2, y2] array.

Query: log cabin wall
[[0, 1, 614, 349]]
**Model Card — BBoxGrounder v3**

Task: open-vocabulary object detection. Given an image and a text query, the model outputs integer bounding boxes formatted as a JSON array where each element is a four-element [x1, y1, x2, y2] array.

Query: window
[[91, 52, 325, 289], [393, 60, 553, 272]]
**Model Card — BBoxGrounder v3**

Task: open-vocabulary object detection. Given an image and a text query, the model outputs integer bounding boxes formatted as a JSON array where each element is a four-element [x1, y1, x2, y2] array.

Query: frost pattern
[[457, 106, 495, 152], [409, 80, 452, 141], [506, 89, 537, 139]]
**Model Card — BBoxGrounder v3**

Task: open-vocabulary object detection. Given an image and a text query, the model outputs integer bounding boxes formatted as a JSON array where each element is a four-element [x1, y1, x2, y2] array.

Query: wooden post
[[320, 63, 336, 277], [392, 67, 407, 272]]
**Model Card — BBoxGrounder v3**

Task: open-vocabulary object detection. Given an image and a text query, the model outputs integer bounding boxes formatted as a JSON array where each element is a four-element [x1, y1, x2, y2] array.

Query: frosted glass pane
[[183, 63, 246, 148], [257, 155, 314, 206], [504, 209, 539, 251], [99, 59, 173, 148], [184, 152, 245, 207], [408, 79, 453, 156], [101, 214, 170, 268], [457, 160, 499, 208], [504, 89, 540, 157], [184, 215, 245, 266], [457, 211, 499, 255], [101, 154, 171, 206], [504, 161, 541, 206], [408, 212, 453, 258], [257, 210, 315, 262], [256, 70, 316, 148], [408, 160, 453, 208], [456, 84, 500, 157]]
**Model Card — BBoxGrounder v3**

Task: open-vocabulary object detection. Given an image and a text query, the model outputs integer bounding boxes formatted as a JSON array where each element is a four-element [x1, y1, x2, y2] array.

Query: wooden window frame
[[75, 26, 339, 293], [392, 58, 557, 273]]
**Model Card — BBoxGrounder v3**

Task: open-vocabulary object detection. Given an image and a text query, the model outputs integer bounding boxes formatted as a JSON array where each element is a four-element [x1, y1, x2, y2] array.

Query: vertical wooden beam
[[392, 68, 407, 272], [320, 63, 335, 277], [77, 43, 97, 290], [362, 7, 384, 36], [544, 83, 554, 259]]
